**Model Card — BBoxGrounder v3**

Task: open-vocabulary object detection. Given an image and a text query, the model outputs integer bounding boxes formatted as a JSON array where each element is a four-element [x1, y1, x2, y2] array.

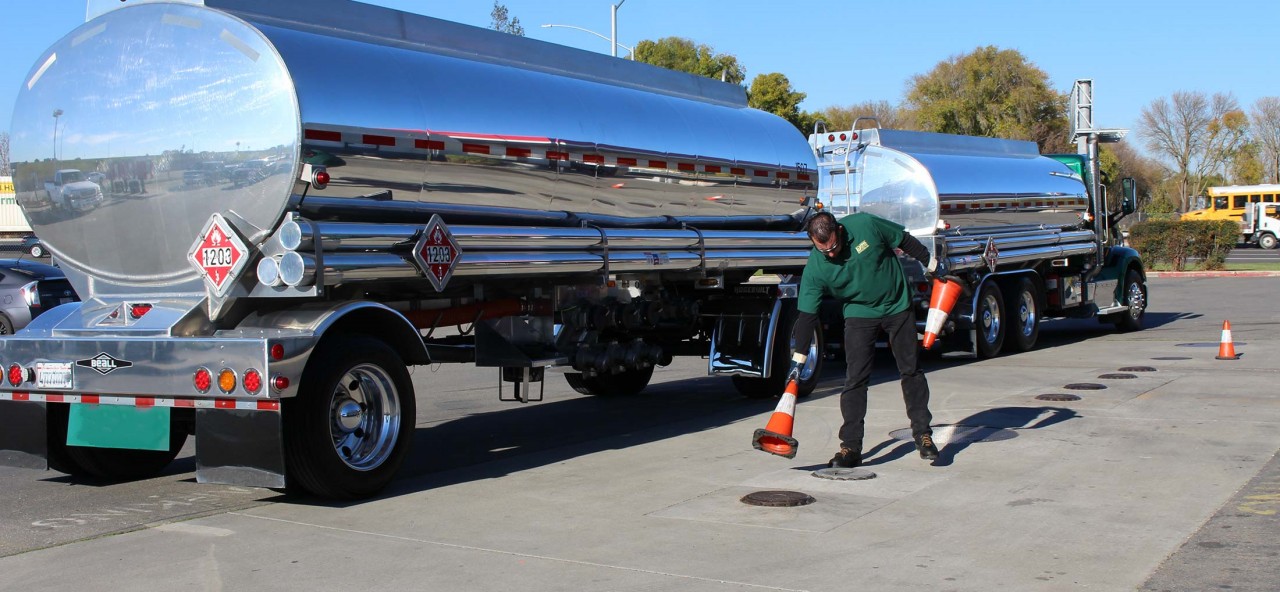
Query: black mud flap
[[0, 400, 49, 470]]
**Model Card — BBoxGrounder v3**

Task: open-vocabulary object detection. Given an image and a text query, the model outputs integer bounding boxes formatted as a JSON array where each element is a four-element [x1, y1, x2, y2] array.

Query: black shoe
[[828, 446, 862, 468], [915, 433, 939, 460]]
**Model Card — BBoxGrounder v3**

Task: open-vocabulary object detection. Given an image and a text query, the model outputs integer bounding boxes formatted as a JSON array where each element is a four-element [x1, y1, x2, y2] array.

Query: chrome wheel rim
[[328, 363, 401, 471], [1018, 290, 1037, 338], [1126, 281, 1145, 321], [798, 329, 820, 381], [981, 293, 1002, 346]]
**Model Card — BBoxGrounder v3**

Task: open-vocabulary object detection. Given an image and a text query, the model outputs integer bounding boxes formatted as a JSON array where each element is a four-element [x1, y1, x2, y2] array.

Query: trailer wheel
[[44, 403, 91, 477], [61, 420, 188, 481], [732, 306, 823, 399], [1259, 233, 1277, 250], [975, 281, 1005, 358], [1002, 277, 1042, 353], [564, 366, 655, 396], [1114, 269, 1146, 333], [284, 335, 415, 500]]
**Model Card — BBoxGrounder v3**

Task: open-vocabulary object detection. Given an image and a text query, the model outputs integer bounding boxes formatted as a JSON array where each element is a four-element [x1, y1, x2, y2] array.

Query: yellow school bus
[[1182, 184, 1280, 221]]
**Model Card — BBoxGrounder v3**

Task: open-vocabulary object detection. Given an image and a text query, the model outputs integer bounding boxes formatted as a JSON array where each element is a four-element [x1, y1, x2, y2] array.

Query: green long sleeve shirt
[[797, 213, 912, 319]]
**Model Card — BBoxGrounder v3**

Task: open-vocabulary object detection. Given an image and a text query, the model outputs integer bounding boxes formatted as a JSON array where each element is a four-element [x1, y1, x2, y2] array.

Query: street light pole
[[611, 0, 626, 58], [540, 24, 633, 59], [52, 108, 63, 160]]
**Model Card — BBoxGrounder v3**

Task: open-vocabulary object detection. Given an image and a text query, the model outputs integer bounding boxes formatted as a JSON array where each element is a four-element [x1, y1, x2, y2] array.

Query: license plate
[[36, 362, 73, 389]]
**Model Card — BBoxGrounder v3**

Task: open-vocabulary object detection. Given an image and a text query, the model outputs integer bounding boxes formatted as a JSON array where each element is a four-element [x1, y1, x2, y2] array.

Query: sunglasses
[[816, 243, 840, 254]]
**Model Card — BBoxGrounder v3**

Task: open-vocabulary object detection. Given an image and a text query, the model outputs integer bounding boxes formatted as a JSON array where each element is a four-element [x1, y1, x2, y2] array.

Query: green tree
[[1229, 142, 1265, 184], [812, 100, 910, 132], [905, 46, 1069, 153], [1104, 141, 1168, 213], [489, 1, 524, 36], [747, 73, 806, 131], [633, 37, 745, 85]]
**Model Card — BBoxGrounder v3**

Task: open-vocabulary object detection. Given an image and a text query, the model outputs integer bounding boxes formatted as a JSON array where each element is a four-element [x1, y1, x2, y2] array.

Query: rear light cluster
[[190, 341, 290, 395], [825, 132, 858, 143]]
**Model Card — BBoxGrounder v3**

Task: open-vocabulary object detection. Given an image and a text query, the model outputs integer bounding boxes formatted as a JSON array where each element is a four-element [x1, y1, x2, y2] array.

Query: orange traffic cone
[[1215, 320, 1238, 360], [922, 277, 963, 349], [752, 379, 800, 458]]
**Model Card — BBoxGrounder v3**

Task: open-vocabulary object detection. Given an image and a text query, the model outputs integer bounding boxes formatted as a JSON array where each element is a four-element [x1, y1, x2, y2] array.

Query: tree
[[633, 37, 745, 85], [905, 46, 1070, 153], [1251, 97, 1280, 183], [489, 1, 524, 36], [1103, 141, 1168, 214], [1137, 91, 1244, 211], [747, 73, 806, 131], [0, 132, 9, 176], [811, 100, 910, 132], [1230, 142, 1265, 185]]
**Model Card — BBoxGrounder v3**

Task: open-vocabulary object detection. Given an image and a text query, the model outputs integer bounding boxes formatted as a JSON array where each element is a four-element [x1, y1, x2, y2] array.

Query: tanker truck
[[0, 1, 1145, 500]]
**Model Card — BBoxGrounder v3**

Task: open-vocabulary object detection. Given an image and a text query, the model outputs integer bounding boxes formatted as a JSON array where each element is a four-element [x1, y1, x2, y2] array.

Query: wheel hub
[[335, 399, 364, 432]]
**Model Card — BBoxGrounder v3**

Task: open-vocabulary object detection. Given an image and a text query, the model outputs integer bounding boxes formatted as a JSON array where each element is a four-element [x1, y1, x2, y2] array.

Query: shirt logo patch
[[855, 240, 870, 254]]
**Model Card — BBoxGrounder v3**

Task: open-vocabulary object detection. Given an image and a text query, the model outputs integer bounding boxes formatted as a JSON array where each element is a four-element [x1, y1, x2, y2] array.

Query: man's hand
[[786, 352, 808, 383], [924, 256, 939, 280]]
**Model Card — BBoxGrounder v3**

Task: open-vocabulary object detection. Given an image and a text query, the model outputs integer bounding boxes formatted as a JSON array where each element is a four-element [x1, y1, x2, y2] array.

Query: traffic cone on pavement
[[752, 379, 800, 458], [922, 277, 963, 349], [1215, 320, 1238, 360]]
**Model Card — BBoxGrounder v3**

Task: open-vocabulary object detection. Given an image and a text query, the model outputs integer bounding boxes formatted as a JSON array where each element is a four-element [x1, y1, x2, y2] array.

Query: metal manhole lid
[[1064, 383, 1107, 390], [1098, 373, 1137, 379], [1036, 393, 1082, 402], [812, 467, 876, 481], [741, 490, 816, 507], [1118, 366, 1157, 372]]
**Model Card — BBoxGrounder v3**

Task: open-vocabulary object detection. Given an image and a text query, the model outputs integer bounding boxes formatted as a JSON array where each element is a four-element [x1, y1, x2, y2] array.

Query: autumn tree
[[0, 132, 9, 176], [1137, 91, 1246, 211], [490, 2, 524, 36], [747, 73, 806, 132], [633, 37, 744, 85], [905, 46, 1070, 153], [1251, 97, 1280, 182], [810, 100, 911, 132]]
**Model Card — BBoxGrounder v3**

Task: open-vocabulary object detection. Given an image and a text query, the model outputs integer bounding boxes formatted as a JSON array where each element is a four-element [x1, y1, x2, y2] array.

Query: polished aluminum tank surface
[[10, 0, 816, 293]]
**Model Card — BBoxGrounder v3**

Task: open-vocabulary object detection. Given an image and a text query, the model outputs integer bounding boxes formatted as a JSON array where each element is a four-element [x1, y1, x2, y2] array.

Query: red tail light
[[269, 343, 285, 360], [8, 364, 25, 386], [194, 367, 212, 393], [130, 303, 153, 319], [272, 375, 290, 391], [243, 369, 262, 394]]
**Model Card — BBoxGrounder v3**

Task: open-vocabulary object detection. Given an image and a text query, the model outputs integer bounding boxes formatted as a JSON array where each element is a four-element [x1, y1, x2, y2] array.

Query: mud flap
[[67, 405, 171, 450], [195, 407, 286, 489], [0, 401, 49, 469]]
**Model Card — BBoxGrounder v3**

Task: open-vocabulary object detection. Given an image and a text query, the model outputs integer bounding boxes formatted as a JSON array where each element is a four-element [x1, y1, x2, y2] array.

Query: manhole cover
[[812, 467, 876, 481], [1151, 357, 1191, 361], [1064, 383, 1107, 390], [740, 490, 816, 507], [1036, 393, 1082, 402], [888, 425, 1018, 445], [1098, 373, 1137, 379], [1118, 366, 1157, 372]]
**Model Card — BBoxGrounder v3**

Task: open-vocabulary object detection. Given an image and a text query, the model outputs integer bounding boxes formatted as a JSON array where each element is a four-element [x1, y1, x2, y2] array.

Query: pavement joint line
[[229, 512, 812, 592]]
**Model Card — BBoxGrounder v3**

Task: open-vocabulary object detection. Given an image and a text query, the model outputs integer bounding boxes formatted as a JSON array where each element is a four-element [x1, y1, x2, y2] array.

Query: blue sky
[[4, 0, 1279, 160]]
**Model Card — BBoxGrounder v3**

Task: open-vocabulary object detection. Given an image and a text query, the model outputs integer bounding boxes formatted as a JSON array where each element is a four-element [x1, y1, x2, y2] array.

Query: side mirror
[[1121, 178, 1137, 215]]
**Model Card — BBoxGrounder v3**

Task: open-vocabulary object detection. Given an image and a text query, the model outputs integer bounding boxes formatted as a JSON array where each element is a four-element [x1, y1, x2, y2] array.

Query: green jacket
[[797, 213, 912, 319]]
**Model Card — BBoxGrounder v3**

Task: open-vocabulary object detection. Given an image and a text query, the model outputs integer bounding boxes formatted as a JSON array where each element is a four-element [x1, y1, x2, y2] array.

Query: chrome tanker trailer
[[810, 106, 1147, 359], [0, 0, 823, 498]]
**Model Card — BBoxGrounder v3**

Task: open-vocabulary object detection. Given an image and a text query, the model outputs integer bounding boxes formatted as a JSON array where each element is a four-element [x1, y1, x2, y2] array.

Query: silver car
[[0, 259, 77, 334]]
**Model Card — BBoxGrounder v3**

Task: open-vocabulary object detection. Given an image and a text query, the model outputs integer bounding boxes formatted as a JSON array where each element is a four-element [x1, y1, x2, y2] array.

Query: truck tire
[[564, 366, 654, 396], [731, 305, 823, 399], [1259, 233, 1277, 250], [62, 420, 188, 481], [974, 281, 1005, 358], [284, 335, 415, 499], [1002, 276, 1042, 353], [1114, 269, 1146, 332], [44, 403, 92, 477]]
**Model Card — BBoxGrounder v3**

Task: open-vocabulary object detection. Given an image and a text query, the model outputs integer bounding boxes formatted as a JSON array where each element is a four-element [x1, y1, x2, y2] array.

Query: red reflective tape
[[257, 401, 281, 411], [13, 392, 29, 401], [583, 155, 604, 164], [704, 165, 722, 174], [82, 395, 99, 404], [461, 143, 490, 155], [135, 397, 155, 407], [45, 394, 63, 402], [214, 399, 236, 409], [174, 398, 196, 407], [547, 151, 569, 161], [798, 173, 811, 181], [305, 129, 342, 142], [753, 170, 769, 177], [362, 134, 395, 146], [677, 162, 696, 172], [776, 172, 791, 179], [415, 139, 445, 150], [647, 160, 667, 168], [617, 157, 637, 166], [507, 147, 532, 157], [730, 167, 746, 176]]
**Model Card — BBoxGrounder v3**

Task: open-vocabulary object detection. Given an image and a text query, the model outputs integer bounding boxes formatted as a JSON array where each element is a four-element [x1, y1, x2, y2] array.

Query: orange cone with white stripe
[[922, 277, 963, 349], [1215, 320, 1238, 360], [752, 379, 800, 458]]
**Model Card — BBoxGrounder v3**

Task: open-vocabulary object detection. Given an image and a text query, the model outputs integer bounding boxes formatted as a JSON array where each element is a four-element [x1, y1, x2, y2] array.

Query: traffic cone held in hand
[[752, 379, 800, 458], [1215, 320, 1238, 360], [922, 277, 963, 350]]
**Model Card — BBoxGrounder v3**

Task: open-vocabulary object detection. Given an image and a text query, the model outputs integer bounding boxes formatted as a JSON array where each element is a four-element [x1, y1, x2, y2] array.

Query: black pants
[[839, 309, 933, 449]]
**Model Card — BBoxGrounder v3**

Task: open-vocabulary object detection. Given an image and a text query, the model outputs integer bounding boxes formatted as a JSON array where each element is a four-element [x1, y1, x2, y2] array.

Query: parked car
[[21, 235, 45, 258], [0, 259, 77, 334], [230, 159, 270, 187]]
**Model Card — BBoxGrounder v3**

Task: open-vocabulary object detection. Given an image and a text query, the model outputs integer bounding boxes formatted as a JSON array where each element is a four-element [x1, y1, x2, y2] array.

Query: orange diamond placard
[[412, 214, 461, 292], [187, 213, 249, 297]]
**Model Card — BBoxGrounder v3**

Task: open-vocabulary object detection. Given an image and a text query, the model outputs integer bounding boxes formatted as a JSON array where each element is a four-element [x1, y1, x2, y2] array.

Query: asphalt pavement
[[0, 277, 1277, 591]]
